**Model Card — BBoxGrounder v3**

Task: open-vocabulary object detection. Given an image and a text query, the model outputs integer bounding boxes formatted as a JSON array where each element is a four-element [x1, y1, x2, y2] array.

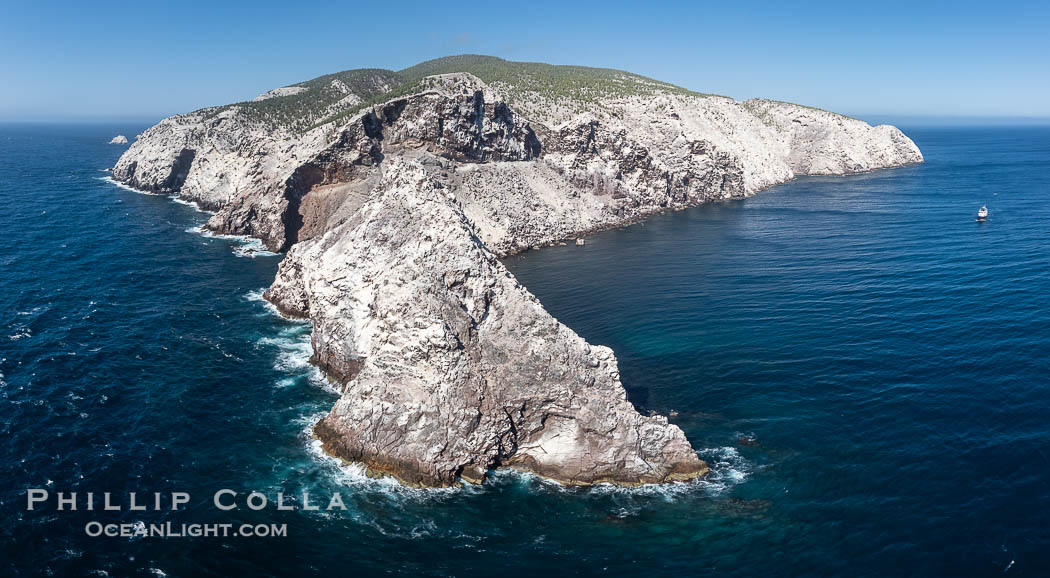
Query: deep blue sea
[[2, 123, 1049, 577]]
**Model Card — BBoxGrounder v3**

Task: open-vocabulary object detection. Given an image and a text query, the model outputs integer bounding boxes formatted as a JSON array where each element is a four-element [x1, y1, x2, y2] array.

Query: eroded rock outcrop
[[208, 74, 542, 250], [112, 57, 924, 487], [266, 158, 707, 486]]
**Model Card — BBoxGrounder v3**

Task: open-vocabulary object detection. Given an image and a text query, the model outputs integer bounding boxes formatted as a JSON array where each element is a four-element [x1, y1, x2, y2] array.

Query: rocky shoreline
[[112, 56, 922, 487]]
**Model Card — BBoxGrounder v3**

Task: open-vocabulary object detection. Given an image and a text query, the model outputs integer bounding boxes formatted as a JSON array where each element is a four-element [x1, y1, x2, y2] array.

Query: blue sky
[[3, 0, 1048, 121]]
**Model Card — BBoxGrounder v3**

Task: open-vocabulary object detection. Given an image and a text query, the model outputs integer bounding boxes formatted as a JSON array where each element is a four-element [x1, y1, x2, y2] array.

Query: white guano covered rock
[[266, 157, 708, 486]]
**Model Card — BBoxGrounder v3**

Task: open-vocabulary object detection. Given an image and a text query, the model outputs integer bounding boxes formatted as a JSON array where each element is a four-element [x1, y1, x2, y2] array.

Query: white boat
[[977, 205, 989, 221]]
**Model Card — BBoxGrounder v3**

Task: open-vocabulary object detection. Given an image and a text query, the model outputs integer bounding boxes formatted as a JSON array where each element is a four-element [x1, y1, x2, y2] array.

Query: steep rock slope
[[111, 69, 400, 213], [266, 158, 707, 486], [112, 56, 923, 487]]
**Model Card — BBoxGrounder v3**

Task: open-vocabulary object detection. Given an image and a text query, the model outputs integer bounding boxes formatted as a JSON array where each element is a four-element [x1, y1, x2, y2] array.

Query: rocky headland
[[112, 55, 922, 487]]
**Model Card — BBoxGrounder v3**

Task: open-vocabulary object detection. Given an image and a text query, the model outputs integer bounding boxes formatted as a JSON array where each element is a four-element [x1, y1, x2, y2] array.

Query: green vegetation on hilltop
[[406, 55, 674, 96], [742, 98, 859, 123], [304, 79, 426, 133], [198, 55, 724, 133], [202, 69, 401, 132], [400, 54, 723, 108]]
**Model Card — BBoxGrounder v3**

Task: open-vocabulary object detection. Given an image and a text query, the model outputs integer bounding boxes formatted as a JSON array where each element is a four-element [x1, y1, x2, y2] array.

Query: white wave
[[693, 446, 753, 495], [243, 288, 309, 323], [484, 445, 752, 499], [297, 409, 753, 499], [245, 293, 335, 393], [214, 343, 238, 360], [168, 195, 214, 214], [481, 467, 685, 500], [242, 288, 266, 302], [96, 176, 216, 215], [97, 175, 149, 195], [187, 227, 277, 258], [260, 332, 314, 372], [275, 376, 300, 388], [264, 334, 332, 392], [9, 328, 31, 340], [232, 238, 278, 258], [306, 436, 746, 501]]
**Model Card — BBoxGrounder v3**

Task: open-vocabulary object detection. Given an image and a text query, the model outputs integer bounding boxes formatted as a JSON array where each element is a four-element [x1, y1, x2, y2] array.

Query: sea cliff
[[112, 55, 922, 487]]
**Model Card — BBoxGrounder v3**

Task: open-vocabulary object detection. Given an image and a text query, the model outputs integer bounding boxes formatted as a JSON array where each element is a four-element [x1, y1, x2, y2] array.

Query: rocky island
[[112, 55, 922, 487]]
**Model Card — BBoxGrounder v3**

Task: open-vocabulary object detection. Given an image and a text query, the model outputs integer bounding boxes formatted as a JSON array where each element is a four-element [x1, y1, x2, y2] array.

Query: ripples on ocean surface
[[1, 124, 1048, 576]]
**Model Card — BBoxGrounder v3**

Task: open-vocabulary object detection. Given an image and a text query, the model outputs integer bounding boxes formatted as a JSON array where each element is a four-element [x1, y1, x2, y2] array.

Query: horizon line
[[3, 113, 1050, 126]]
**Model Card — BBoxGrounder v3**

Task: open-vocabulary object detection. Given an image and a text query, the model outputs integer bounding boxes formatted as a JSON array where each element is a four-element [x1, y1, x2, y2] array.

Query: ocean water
[[1, 123, 1048, 576]]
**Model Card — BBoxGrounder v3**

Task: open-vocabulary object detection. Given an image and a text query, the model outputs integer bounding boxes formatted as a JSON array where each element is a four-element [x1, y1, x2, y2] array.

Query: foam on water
[[693, 446, 753, 495], [485, 448, 750, 501], [167, 195, 215, 215], [260, 331, 315, 373], [231, 240, 278, 258], [241, 288, 275, 310], [186, 226, 278, 258], [17, 306, 45, 316], [9, 327, 32, 341], [242, 290, 334, 393], [98, 175, 215, 215], [97, 175, 148, 195]]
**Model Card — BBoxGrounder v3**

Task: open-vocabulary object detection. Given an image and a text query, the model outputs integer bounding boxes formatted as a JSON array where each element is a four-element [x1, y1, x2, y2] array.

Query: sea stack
[[109, 135, 129, 145], [111, 56, 923, 487]]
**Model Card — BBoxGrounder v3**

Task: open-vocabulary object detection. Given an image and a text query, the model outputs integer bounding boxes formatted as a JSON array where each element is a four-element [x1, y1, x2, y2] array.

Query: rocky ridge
[[267, 157, 707, 486], [112, 56, 923, 487]]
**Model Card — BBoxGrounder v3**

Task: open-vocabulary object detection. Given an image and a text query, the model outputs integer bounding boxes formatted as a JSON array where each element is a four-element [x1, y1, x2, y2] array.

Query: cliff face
[[113, 57, 923, 487], [266, 158, 707, 486]]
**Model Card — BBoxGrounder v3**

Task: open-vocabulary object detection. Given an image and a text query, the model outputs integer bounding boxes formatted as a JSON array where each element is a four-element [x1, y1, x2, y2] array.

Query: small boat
[[977, 205, 989, 221]]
